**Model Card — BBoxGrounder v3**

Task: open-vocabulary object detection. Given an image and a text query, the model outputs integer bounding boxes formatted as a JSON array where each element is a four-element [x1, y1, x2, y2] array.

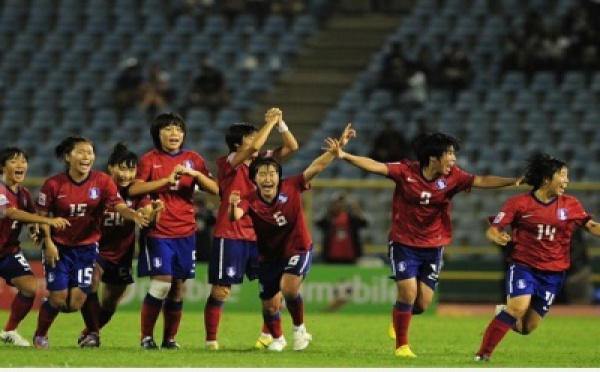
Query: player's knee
[[148, 279, 172, 300], [210, 286, 231, 302], [411, 305, 425, 315]]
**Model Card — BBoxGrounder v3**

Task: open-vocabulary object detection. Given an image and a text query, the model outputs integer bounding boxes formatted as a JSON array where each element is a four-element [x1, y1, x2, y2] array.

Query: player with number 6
[[228, 124, 355, 352]]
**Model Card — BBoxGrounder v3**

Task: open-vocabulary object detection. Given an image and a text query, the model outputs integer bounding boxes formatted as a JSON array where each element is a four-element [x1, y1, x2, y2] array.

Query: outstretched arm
[[473, 175, 523, 189], [4, 208, 70, 230], [230, 107, 281, 167], [337, 151, 389, 176], [302, 124, 356, 184]]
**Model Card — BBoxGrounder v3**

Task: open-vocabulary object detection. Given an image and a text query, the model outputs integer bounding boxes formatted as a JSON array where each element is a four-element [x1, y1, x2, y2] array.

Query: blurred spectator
[[414, 45, 438, 87], [438, 42, 472, 102], [369, 119, 411, 163], [185, 60, 230, 121], [139, 63, 176, 119], [402, 63, 428, 109], [316, 192, 369, 264], [113, 57, 145, 122], [194, 193, 217, 262], [379, 42, 410, 101], [537, 25, 570, 73]]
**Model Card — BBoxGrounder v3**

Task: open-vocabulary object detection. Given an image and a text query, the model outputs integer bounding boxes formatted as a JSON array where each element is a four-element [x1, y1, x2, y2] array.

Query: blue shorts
[[138, 235, 196, 280], [208, 238, 259, 285], [388, 242, 443, 290], [506, 263, 565, 317], [0, 251, 33, 285], [97, 256, 134, 286], [258, 249, 313, 300], [45, 243, 98, 294]]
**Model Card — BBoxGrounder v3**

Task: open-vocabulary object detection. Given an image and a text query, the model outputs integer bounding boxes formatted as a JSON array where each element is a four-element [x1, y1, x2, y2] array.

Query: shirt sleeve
[[452, 166, 475, 193], [385, 162, 406, 183], [135, 155, 151, 182], [571, 198, 593, 227], [103, 175, 125, 208], [36, 179, 54, 211], [491, 198, 518, 230]]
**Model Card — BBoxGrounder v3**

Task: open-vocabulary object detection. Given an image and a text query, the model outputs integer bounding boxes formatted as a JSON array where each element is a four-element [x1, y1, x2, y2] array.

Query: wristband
[[277, 121, 289, 133]]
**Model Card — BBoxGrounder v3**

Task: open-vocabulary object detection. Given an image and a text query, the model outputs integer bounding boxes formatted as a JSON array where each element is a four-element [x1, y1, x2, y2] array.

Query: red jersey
[[37, 171, 124, 247], [136, 149, 211, 238], [491, 192, 591, 272], [386, 160, 475, 247], [99, 187, 150, 265], [0, 182, 35, 256], [213, 153, 257, 241], [239, 174, 312, 261]]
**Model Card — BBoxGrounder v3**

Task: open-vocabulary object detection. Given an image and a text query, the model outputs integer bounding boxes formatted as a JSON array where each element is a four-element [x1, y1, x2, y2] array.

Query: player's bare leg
[[1, 275, 36, 347]]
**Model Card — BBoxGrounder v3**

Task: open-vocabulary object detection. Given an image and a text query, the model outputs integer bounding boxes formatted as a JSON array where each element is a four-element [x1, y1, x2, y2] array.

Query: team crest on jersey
[[278, 193, 288, 203], [435, 179, 447, 190], [226, 266, 237, 278], [517, 279, 526, 289], [0, 194, 8, 206], [398, 261, 407, 272], [184, 160, 194, 169], [38, 192, 47, 206], [88, 187, 100, 200], [153, 257, 162, 268], [493, 212, 505, 224], [557, 208, 568, 220]]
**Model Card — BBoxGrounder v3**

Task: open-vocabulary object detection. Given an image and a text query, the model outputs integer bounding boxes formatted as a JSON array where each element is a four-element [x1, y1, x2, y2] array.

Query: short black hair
[[523, 152, 567, 190], [150, 112, 186, 150], [0, 147, 28, 174], [225, 123, 258, 153], [412, 132, 460, 167], [249, 156, 282, 182], [107, 142, 138, 168], [55, 135, 94, 159]]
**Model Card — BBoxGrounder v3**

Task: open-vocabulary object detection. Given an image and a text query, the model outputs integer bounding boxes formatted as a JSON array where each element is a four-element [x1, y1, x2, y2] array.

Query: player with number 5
[[228, 124, 355, 352], [332, 132, 522, 358], [33, 136, 149, 349], [474, 153, 600, 362]]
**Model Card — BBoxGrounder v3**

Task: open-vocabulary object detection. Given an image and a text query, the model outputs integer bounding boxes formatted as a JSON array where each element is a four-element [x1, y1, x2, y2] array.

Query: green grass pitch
[[1, 310, 599, 367]]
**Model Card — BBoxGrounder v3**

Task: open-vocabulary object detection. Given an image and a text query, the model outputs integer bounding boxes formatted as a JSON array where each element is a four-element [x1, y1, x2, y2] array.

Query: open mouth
[[14, 170, 25, 177], [262, 184, 274, 192]]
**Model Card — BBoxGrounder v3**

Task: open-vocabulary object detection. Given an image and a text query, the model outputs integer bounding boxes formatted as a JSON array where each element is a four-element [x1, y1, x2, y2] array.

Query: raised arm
[[473, 175, 523, 189], [230, 107, 281, 168], [337, 151, 388, 176], [271, 110, 299, 160]]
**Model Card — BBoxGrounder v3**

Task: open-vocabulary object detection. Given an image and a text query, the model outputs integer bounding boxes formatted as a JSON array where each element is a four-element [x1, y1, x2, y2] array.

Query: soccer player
[[204, 107, 299, 350], [228, 125, 354, 352], [128, 112, 218, 349], [32, 136, 148, 349], [78, 143, 165, 347], [474, 153, 600, 362], [0, 148, 70, 347], [333, 132, 522, 357]]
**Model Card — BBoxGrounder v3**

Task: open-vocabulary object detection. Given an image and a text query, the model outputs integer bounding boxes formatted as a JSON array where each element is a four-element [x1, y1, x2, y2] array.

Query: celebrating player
[[228, 124, 354, 352], [0, 148, 70, 347], [204, 107, 299, 350], [77, 143, 165, 347], [333, 132, 521, 357], [129, 112, 218, 349], [474, 153, 600, 361], [32, 136, 148, 349]]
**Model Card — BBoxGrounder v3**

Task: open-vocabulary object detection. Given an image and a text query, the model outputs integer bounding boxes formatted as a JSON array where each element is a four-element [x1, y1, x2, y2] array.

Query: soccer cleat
[[77, 333, 86, 346], [79, 332, 100, 348], [205, 341, 219, 350], [254, 333, 273, 350], [267, 336, 287, 352], [395, 345, 417, 358], [161, 339, 180, 349], [292, 326, 312, 351], [495, 304, 507, 316], [388, 323, 396, 340], [33, 335, 49, 349], [141, 336, 158, 350], [474, 353, 491, 362], [0, 330, 31, 347]]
